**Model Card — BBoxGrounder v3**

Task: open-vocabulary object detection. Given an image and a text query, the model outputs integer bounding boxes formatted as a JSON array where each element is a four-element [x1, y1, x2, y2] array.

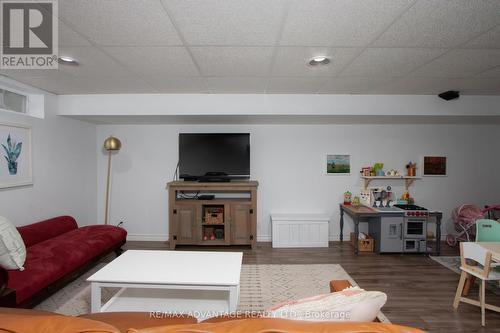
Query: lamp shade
[[104, 136, 122, 151]]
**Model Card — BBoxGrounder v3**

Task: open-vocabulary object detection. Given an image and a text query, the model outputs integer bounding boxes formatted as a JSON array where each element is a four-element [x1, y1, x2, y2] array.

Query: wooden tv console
[[167, 181, 258, 249]]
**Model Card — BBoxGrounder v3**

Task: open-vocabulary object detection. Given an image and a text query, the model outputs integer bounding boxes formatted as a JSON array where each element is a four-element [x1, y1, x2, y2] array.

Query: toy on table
[[352, 196, 360, 207], [343, 191, 352, 205], [360, 189, 371, 206]]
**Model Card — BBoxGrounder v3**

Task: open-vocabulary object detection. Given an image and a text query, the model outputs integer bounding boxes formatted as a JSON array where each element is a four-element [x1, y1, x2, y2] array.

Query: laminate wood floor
[[124, 241, 500, 333]]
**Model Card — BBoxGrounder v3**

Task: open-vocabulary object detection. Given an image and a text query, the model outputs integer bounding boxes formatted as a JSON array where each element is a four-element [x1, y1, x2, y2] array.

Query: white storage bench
[[271, 214, 330, 248]]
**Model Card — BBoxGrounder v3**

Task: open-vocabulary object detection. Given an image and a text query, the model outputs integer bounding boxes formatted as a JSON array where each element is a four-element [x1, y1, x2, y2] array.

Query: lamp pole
[[103, 136, 121, 225]]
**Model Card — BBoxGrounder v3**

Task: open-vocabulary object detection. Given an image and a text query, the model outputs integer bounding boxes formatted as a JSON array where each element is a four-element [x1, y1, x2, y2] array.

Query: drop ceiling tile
[[372, 77, 500, 95], [163, 0, 287, 46], [280, 0, 413, 46], [453, 78, 500, 95], [59, 21, 92, 46], [73, 76, 156, 94], [476, 66, 500, 78], [272, 47, 361, 77], [206, 77, 268, 93], [59, 0, 181, 46], [464, 25, 500, 49], [58, 47, 131, 77], [267, 77, 328, 93], [410, 49, 500, 78], [340, 48, 446, 77], [318, 77, 395, 94], [371, 77, 459, 94], [103, 47, 199, 77], [144, 77, 208, 93], [374, 0, 500, 47], [7, 72, 88, 94], [190, 47, 274, 76]]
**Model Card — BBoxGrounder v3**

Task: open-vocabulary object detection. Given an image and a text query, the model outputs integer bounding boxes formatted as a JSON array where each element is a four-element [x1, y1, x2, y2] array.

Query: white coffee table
[[87, 250, 243, 317]]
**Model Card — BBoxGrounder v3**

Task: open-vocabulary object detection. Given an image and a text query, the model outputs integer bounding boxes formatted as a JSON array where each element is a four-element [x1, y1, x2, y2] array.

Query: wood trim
[[459, 297, 500, 313], [0, 240, 125, 308]]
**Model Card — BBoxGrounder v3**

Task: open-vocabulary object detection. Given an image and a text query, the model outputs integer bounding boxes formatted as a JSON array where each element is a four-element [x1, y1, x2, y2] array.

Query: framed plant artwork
[[422, 156, 447, 176], [0, 123, 32, 188], [326, 154, 350, 175]]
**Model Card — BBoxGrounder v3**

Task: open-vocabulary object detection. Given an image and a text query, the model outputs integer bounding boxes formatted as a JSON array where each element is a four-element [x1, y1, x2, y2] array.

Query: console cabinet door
[[173, 204, 197, 244], [230, 203, 252, 244]]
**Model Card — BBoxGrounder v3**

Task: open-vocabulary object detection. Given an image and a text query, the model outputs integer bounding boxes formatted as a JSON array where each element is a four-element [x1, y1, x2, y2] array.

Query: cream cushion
[[265, 286, 387, 322], [0, 216, 26, 270]]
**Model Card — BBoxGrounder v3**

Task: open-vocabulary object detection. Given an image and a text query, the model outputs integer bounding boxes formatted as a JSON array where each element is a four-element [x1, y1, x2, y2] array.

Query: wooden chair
[[462, 220, 500, 295], [453, 242, 500, 326]]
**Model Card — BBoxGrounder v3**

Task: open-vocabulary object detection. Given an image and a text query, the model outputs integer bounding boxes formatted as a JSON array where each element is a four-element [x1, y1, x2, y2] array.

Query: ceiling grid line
[[264, 0, 293, 93], [334, 0, 418, 79], [158, 0, 210, 92]]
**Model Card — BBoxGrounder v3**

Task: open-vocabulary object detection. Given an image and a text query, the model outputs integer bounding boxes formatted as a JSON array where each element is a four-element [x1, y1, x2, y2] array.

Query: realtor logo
[[0, 0, 58, 69]]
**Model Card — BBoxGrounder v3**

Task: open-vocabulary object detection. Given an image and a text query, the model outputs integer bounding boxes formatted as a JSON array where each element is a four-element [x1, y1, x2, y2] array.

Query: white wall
[[0, 94, 97, 227], [97, 123, 500, 241]]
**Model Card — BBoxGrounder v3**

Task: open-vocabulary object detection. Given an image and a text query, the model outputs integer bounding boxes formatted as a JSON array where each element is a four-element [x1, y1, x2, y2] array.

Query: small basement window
[[0, 88, 27, 114]]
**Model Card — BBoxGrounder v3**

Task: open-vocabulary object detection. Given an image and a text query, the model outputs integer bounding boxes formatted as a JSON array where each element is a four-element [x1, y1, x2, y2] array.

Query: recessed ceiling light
[[309, 56, 330, 66], [58, 56, 79, 65]]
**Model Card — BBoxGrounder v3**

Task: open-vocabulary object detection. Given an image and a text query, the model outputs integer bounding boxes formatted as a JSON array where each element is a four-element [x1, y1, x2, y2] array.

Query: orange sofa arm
[[330, 279, 354, 293]]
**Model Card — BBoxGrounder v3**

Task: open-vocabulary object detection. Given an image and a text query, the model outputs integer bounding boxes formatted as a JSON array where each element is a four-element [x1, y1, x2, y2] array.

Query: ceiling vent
[[0, 88, 27, 113], [438, 90, 460, 101]]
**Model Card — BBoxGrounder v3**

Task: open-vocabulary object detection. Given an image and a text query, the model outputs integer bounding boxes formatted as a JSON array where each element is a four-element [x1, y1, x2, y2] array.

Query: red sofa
[[0, 216, 127, 308]]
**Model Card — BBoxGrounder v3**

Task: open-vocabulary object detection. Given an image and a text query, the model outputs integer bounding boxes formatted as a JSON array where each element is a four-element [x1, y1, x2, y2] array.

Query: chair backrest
[[460, 242, 493, 278], [476, 219, 500, 242]]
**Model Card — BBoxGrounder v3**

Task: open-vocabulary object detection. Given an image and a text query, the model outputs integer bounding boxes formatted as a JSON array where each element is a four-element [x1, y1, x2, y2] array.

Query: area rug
[[430, 256, 500, 296], [35, 263, 389, 323]]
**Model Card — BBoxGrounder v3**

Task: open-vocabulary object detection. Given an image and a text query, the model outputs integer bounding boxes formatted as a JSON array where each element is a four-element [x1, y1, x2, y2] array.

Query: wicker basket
[[350, 232, 374, 252], [204, 208, 224, 224]]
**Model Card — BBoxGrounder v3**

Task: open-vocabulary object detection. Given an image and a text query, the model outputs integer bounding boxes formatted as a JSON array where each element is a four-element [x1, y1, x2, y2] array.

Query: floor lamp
[[104, 136, 121, 225]]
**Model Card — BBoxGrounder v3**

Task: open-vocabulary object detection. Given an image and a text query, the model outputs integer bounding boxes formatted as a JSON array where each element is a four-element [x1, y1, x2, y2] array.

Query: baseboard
[[257, 235, 271, 242], [329, 234, 447, 241], [127, 234, 169, 241], [127, 233, 448, 242]]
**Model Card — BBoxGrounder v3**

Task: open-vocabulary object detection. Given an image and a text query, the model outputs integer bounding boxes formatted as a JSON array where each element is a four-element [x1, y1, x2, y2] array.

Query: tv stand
[[198, 177, 231, 183], [167, 181, 258, 249]]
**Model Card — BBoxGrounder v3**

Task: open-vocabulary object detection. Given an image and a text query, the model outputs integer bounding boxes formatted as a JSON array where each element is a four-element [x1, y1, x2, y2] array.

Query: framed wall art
[[422, 156, 447, 176], [0, 123, 32, 188], [326, 154, 350, 175]]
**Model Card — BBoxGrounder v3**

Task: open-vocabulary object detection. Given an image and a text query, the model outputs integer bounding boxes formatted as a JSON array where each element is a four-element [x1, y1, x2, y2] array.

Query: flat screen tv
[[179, 133, 250, 182]]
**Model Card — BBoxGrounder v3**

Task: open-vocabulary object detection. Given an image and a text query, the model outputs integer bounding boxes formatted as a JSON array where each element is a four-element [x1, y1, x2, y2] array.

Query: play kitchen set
[[340, 162, 442, 255]]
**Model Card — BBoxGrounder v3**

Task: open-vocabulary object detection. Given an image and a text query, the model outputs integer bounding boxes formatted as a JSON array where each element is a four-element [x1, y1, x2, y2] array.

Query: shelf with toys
[[360, 161, 420, 190], [361, 176, 421, 190]]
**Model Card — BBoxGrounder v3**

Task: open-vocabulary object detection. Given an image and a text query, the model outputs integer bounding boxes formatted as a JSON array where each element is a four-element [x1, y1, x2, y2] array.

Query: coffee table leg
[[229, 286, 238, 312], [91, 283, 101, 313]]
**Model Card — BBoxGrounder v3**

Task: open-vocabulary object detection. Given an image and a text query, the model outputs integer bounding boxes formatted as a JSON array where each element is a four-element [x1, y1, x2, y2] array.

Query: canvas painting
[[0, 123, 32, 188], [423, 156, 446, 176], [326, 154, 350, 175]]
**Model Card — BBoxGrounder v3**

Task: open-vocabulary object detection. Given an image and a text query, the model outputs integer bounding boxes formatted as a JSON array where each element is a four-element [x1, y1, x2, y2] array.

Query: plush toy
[[343, 191, 352, 205]]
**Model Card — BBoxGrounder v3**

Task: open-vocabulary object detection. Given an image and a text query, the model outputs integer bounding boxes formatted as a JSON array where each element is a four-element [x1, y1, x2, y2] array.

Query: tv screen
[[179, 133, 250, 180]]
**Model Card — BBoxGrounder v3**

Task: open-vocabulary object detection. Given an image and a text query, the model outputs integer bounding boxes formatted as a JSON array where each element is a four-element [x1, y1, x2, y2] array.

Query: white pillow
[[264, 286, 387, 322], [0, 216, 26, 270]]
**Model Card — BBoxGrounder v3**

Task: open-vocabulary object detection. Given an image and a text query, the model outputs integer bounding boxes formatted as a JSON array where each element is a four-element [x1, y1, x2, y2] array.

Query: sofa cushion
[[79, 312, 197, 333], [264, 286, 387, 322], [127, 318, 427, 333], [0, 216, 26, 270], [7, 225, 126, 304], [0, 312, 120, 333], [17, 216, 78, 248]]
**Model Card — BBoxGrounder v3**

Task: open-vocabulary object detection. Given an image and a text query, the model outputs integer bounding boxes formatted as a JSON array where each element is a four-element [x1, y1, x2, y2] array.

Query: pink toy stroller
[[446, 204, 500, 246]]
